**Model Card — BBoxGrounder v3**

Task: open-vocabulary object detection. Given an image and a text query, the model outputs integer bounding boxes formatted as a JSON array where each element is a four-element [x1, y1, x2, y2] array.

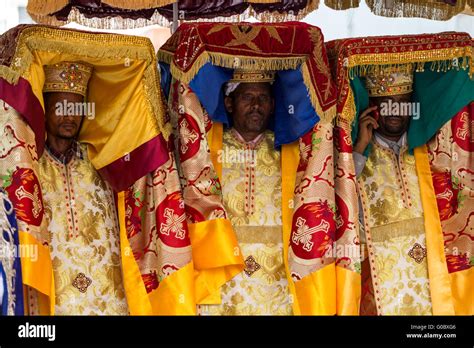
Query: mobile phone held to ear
[[369, 101, 380, 121]]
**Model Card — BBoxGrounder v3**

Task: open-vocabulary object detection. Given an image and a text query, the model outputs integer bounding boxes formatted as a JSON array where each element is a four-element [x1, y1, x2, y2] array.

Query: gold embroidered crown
[[364, 64, 414, 97], [229, 69, 275, 83], [43, 62, 93, 97]]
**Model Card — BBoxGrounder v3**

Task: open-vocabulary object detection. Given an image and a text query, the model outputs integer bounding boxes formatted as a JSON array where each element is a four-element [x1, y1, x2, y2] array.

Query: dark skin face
[[371, 93, 412, 141], [224, 82, 275, 142], [44, 92, 84, 154]]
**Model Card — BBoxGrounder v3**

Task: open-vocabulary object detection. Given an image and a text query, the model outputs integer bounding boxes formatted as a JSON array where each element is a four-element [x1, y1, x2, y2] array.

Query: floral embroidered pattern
[[408, 243, 427, 264], [243, 255, 261, 277], [72, 273, 92, 293]]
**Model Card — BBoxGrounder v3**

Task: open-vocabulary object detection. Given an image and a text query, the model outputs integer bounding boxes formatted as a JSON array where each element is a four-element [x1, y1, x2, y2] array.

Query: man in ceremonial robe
[[200, 70, 293, 315], [36, 62, 127, 315], [353, 65, 433, 315]]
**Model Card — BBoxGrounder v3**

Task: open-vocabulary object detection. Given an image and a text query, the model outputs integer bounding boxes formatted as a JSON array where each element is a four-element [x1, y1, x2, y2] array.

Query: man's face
[[371, 93, 412, 139], [224, 82, 274, 135], [44, 92, 84, 139]]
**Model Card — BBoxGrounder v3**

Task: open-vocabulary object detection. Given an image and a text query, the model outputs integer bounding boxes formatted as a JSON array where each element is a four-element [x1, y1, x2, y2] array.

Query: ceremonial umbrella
[[26, 0, 318, 30], [325, 0, 473, 21], [26, 0, 473, 30]]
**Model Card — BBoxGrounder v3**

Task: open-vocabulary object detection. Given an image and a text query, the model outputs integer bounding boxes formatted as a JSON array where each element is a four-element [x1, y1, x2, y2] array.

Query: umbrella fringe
[[163, 51, 307, 85], [28, 0, 319, 29], [366, 0, 467, 21]]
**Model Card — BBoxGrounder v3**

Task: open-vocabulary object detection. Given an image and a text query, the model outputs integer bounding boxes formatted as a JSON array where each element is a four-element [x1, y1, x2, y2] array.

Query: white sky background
[[302, 1, 473, 41], [1, 0, 473, 51]]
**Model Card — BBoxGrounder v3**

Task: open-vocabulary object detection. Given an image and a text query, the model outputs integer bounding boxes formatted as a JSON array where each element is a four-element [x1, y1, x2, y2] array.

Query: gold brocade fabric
[[38, 144, 127, 315], [200, 130, 292, 315], [358, 141, 432, 315]]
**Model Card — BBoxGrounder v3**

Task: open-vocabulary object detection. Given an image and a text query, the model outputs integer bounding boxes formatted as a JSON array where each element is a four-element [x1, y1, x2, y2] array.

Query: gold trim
[[347, 47, 473, 78], [1, 25, 169, 139], [159, 50, 307, 84], [229, 70, 276, 83], [301, 62, 337, 123], [337, 46, 473, 122], [370, 217, 425, 243], [234, 225, 283, 244], [339, 84, 356, 122]]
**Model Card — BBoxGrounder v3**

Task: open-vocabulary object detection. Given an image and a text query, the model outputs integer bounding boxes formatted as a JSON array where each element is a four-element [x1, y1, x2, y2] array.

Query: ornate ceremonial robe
[[0, 188, 23, 315], [38, 143, 127, 315], [200, 129, 292, 315], [358, 136, 432, 315]]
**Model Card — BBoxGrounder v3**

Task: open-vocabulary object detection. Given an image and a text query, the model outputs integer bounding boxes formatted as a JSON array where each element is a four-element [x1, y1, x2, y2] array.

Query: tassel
[[103, 0, 174, 10], [325, 0, 360, 10], [366, 0, 467, 21]]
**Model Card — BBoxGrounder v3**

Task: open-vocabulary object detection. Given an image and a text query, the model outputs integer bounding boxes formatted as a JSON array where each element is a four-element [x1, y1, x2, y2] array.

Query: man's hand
[[353, 106, 379, 154]]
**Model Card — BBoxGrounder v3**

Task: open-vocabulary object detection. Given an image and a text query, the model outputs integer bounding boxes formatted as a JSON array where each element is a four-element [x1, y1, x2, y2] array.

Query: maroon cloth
[[98, 133, 170, 192], [45, 0, 313, 22], [0, 77, 45, 157]]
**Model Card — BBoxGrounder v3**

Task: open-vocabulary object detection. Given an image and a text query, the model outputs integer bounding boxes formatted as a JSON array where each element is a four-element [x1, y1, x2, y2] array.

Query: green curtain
[[409, 62, 474, 152]]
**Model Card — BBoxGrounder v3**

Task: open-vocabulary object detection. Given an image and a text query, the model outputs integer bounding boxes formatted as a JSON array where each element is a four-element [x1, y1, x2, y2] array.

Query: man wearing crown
[[199, 70, 293, 315], [352, 64, 434, 315], [36, 62, 128, 315]]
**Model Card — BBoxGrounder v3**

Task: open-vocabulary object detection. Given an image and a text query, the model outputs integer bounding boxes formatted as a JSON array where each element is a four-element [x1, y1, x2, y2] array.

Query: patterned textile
[[167, 78, 244, 307], [159, 22, 336, 121], [200, 130, 292, 315], [428, 104, 473, 273], [38, 143, 127, 315], [160, 21, 339, 315], [333, 117, 362, 314], [326, 32, 472, 124], [0, 188, 24, 315], [123, 154, 194, 313], [0, 100, 49, 315], [358, 141, 432, 315], [0, 25, 189, 314], [26, 0, 318, 28], [327, 32, 473, 315], [427, 104, 474, 314]]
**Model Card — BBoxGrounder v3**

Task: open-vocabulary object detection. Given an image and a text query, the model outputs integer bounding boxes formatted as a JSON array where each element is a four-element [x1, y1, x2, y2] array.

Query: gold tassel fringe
[[28, 0, 318, 29], [464, 0, 474, 15], [346, 46, 473, 80], [103, 0, 175, 10], [29, 7, 173, 29], [325, 0, 360, 10], [301, 62, 337, 123], [366, 0, 467, 21], [159, 50, 307, 84], [336, 46, 473, 122], [159, 46, 335, 123]]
